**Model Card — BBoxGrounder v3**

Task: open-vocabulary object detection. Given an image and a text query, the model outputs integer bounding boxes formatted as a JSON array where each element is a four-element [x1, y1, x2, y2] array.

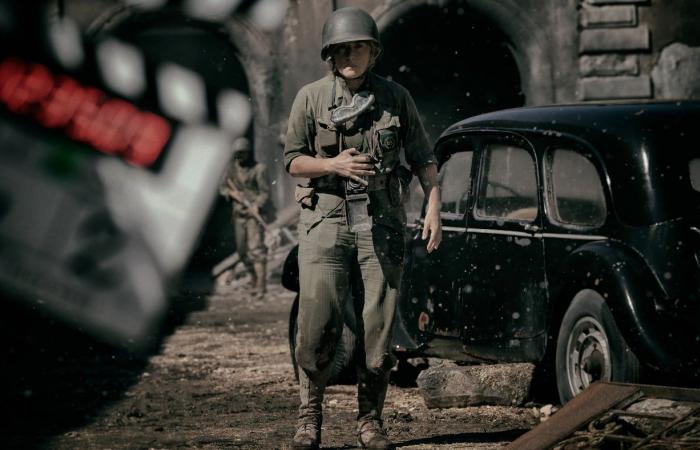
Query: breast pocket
[[374, 115, 401, 173], [315, 118, 338, 157]]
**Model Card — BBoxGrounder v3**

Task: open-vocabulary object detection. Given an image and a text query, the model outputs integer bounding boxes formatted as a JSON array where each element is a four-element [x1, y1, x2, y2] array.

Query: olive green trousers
[[295, 195, 404, 423]]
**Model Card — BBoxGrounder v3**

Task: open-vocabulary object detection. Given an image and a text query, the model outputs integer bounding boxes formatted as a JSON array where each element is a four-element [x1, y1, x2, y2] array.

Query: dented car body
[[285, 102, 700, 401]]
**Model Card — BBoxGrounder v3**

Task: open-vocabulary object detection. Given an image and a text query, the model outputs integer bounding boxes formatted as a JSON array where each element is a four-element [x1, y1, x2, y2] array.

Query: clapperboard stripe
[[0, 0, 288, 349]]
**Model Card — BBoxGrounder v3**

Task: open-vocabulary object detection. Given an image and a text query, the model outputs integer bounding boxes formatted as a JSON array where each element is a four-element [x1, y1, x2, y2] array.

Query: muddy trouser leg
[[355, 226, 403, 422], [246, 219, 267, 293], [296, 216, 354, 423], [234, 217, 255, 284], [297, 367, 327, 427]]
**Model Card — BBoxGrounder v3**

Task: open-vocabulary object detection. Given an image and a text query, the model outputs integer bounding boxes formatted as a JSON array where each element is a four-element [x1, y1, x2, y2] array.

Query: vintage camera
[[346, 177, 368, 195], [345, 181, 371, 232], [345, 154, 379, 232]]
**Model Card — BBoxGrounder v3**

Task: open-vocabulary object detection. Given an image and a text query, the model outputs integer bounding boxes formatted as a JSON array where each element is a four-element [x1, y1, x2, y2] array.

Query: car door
[[461, 134, 548, 355], [402, 141, 475, 347]]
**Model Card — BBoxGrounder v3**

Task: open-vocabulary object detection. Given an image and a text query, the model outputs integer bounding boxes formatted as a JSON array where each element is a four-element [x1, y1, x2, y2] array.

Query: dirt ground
[[3, 280, 541, 449]]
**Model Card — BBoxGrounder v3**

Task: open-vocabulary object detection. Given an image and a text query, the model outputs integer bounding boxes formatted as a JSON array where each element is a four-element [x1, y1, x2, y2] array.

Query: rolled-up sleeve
[[283, 86, 315, 172], [400, 87, 435, 172]]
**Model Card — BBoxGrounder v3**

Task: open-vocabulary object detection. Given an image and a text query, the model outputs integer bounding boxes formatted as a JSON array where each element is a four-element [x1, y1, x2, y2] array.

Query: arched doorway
[[94, 10, 252, 273], [375, 3, 524, 140]]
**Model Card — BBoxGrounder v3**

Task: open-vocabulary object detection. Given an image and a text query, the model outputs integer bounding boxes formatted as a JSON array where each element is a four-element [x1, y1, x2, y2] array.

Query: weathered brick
[[578, 76, 652, 100], [579, 54, 639, 77], [580, 5, 637, 28], [580, 27, 650, 53]]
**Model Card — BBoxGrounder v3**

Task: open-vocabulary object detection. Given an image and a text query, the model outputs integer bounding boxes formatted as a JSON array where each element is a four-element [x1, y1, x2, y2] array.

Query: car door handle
[[523, 223, 540, 233]]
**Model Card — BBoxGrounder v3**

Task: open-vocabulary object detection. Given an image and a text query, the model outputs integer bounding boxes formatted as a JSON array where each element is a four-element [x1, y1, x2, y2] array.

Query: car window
[[438, 151, 472, 217], [475, 143, 537, 221], [547, 148, 606, 227]]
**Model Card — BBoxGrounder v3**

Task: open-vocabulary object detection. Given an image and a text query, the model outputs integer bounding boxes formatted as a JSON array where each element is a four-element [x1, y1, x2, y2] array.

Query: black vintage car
[[283, 102, 700, 403]]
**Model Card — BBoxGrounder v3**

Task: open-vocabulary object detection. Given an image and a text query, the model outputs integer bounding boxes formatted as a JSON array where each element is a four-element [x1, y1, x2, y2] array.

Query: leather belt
[[313, 173, 389, 195]]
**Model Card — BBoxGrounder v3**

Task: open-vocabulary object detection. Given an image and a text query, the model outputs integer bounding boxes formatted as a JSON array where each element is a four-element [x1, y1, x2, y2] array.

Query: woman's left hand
[[422, 204, 442, 253], [416, 163, 442, 253]]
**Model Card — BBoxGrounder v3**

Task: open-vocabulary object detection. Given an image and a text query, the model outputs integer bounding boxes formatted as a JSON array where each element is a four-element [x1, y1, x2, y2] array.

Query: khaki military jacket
[[221, 161, 274, 221], [284, 72, 435, 231]]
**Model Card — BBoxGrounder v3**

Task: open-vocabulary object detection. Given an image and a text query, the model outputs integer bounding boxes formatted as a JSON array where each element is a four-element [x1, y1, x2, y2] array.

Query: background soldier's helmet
[[320, 7, 381, 60], [232, 137, 252, 154]]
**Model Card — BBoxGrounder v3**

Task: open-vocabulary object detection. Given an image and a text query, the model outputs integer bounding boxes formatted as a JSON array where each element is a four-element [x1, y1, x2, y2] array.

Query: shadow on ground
[[395, 428, 528, 447], [0, 273, 210, 449], [317, 428, 528, 450]]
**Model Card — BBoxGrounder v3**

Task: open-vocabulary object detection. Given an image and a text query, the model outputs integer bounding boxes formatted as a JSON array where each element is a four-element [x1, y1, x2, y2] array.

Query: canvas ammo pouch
[[294, 185, 316, 208]]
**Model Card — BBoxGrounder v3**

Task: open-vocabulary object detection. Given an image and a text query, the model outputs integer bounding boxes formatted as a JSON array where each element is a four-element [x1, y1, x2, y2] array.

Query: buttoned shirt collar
[[329, 72, 372, 108]]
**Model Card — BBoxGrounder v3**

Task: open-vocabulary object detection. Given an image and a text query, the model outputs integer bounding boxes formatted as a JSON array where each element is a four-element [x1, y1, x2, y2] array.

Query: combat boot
[[295, 369, 325, 449], [357, 419, 391, 449], [292, 418, 321, 450]]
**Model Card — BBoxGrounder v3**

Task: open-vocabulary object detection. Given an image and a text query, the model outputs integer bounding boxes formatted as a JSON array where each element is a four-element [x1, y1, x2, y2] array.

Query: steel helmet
[[321, 7, 380, 60], [232, 137, 252, 154]]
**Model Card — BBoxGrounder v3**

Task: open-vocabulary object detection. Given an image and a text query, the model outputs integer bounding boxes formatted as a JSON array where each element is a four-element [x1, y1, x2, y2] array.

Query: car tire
[[288, 294, 357, 385], [555, 289, 641, 404]]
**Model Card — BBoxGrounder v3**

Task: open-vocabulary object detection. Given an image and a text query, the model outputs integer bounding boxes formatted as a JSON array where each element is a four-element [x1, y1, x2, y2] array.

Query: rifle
[[226, 179, 270, 232]]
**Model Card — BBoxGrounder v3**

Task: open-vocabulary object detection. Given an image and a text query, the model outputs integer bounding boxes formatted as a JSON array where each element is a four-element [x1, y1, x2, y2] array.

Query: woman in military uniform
[[284, 7, 442, 449]]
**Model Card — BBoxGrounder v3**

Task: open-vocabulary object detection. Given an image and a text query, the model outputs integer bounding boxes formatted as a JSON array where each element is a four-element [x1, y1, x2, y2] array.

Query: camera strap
[[338, 127, 373, 232]]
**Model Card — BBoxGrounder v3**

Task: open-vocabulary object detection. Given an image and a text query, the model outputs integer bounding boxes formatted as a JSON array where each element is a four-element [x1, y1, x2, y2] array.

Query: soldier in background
[[221, 137, 275, 295]]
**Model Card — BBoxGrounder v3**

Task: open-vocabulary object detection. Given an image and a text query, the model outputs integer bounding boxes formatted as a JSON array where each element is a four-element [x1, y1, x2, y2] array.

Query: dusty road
[[3, 281, 539, 449]]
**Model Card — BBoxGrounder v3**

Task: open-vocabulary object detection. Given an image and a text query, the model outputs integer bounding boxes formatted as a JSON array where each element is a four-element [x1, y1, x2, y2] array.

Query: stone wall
[[60, 0, 700, 208], [577, 0, 652, 100]]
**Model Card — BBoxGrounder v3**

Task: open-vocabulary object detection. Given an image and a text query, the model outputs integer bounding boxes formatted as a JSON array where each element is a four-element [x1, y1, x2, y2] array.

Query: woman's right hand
[[326, 148, 375, 186]]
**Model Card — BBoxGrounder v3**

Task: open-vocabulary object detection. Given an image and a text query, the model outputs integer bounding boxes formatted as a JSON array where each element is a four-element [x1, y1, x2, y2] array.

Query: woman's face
[[332, 41, 373, 80]]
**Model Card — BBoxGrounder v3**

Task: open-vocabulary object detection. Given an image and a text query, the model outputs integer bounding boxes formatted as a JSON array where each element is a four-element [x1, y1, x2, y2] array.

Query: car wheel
[[555, 289, 641, 403], [288, 294, 357, 385]]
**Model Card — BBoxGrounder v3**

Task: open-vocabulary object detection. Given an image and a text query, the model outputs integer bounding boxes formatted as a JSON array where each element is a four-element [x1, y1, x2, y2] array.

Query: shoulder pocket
[[373, 114, 401, 172]]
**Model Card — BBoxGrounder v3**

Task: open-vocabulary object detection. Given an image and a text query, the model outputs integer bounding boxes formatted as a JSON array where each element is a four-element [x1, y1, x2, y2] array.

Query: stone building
[[63, 0, 700, 210]]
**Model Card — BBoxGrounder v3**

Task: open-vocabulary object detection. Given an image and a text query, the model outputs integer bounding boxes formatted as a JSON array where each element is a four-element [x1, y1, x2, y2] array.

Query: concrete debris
[[538, 404, 557, 421], [416, 362, 536, 408], [620, 398, 696, 435]]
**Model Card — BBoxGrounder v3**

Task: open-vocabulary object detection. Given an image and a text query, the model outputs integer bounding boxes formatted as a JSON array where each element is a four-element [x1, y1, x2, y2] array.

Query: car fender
[[552, 240, 686, 371]]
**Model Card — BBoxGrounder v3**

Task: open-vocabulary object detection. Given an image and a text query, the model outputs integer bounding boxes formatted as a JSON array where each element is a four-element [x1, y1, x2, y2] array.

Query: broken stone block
[[652, 42, 700, 99], [416, 363, 535, 408]]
